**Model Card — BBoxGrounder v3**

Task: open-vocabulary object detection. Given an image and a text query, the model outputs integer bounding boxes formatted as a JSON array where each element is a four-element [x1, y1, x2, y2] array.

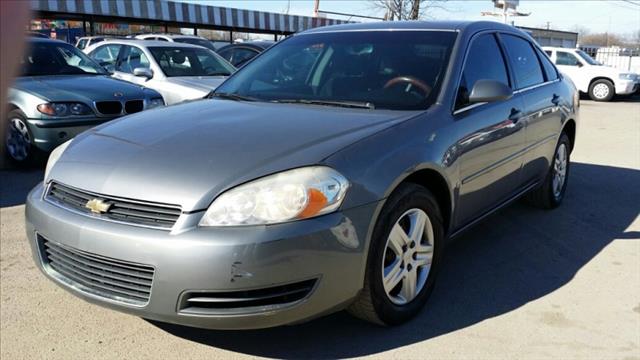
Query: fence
[[580, 46, 640, 73]]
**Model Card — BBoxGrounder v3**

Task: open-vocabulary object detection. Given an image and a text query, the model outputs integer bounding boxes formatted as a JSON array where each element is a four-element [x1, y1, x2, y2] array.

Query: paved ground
[[1, 97, 639, 360]]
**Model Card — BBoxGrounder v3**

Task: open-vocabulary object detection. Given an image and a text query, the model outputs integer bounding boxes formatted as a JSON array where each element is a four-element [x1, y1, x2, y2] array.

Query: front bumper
[[615, 79, 639, 95], [25, 182, 379, 329], [27, 117, 114, 152]]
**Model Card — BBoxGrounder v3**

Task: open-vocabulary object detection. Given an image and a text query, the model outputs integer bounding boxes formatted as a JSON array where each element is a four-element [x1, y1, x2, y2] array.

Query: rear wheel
[[588, 79, 614, 102], [348, 183, 443, 325], [524, 133, 571, 209]]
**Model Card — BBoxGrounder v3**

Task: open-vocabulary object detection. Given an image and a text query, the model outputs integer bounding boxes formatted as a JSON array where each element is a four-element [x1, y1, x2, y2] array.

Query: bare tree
[[371, 0, 449, 21]]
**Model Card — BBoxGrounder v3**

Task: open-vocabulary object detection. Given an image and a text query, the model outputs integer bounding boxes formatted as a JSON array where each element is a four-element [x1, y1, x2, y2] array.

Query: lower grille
[[96, 101, 122, 115], [45, 182, 181, 230], [125, 100, 144, 114], [39, 235, 154, 306], [179, 279, 317, 315]]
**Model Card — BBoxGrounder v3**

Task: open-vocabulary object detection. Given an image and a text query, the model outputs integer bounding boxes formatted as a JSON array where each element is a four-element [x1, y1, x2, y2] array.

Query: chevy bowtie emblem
[[85, 198, 111, 214]]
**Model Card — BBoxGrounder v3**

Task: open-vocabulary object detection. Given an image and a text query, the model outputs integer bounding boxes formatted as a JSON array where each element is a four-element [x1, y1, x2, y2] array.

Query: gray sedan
[[6, 38, 164, 164], [26, 21, 578, 329]]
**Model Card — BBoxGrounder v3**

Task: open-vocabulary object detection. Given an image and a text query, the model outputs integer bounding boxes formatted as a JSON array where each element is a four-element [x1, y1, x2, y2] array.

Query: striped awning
[[30, 0, 351, 33]]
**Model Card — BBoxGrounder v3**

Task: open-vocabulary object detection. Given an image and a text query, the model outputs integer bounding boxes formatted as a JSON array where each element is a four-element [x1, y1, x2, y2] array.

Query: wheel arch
[[562, 119, 577, 153], [589, 76, 615, 89]]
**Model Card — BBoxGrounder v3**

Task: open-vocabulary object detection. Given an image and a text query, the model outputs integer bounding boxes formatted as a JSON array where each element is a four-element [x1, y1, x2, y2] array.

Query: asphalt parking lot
[[1, 97, 639, 359]]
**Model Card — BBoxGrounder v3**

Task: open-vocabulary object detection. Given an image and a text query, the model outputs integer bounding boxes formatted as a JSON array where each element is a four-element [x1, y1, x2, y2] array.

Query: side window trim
[[451, 30, 510, 115]]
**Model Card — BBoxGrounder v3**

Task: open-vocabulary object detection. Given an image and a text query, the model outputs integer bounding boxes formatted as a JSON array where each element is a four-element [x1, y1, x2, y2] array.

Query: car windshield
[[576, 49, 600, 65], [214, 31, 457, 110], [21, 41, 108, 76], [174, 38, 217, 52], [149, 46, 235, 77]]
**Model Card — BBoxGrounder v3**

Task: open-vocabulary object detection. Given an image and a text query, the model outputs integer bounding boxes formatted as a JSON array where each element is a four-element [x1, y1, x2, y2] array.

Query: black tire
[[348, 183, 444, 326], [4, 109, 43, 166], [588, 79, 615, 102], [524, 133, 571, 209]]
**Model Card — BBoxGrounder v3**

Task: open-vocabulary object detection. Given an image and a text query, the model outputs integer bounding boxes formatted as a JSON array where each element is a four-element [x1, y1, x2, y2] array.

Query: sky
[[183, 0, 640, 35]]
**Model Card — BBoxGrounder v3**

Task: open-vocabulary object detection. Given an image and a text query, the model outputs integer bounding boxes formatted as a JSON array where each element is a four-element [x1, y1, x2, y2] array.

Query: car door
[[112, 45, 152, 86], [453, 32, 527, 226], [499, 34, 564, 184]]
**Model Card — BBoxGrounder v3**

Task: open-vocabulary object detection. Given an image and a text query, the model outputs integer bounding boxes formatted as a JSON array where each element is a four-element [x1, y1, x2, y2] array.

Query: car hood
[[50, 99, 416, 211], [14, 75, 152, 102], [164, 76, 227, 93]]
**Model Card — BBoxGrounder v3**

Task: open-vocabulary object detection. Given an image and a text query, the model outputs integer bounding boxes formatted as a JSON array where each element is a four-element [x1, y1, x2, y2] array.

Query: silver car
[[26, 21, 578, 329], [6, 38, 164, 164], [85, 40, 235, 105]]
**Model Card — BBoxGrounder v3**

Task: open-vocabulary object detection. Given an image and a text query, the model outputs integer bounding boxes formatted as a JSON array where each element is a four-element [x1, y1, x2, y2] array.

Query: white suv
[[543, 46, 639, 101], [134, 34, 217, 52]]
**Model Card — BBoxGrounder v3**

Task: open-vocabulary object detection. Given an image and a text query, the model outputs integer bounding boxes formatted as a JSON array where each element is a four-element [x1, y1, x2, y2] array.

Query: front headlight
[[619, 73, 636, 80], [147, 97, 165, 109], [44, 140, 72, 182], [37, 102, 93, 116], [199, 166, 349, 227]]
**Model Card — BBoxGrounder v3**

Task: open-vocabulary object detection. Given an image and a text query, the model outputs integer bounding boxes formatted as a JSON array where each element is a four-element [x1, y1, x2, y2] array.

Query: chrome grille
[[179, 279, 317, 315], [95, 101, 122, 115], [124, 100, 144, 114], [46, 182, 181, 230], [39, 236, 154, 306]]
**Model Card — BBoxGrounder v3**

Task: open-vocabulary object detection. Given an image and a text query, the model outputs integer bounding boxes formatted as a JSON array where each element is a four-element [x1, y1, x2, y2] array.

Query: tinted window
[[501, 34, 544, 89], [544, 50, 552, 56], [556, 51, 581, 66], [116, 46, 150, 73], [89, 44, 122, 71], [77, 39, 87, 50], [455, 33, 509, 110], [536, 48, 558, 81], [576, 50, 599, 65], [231, 48, 259, 67], [149, 46, 235, 77], [217, 48, 232, 62], [174, 38, 217, 52], [216, 31, 457, 111]]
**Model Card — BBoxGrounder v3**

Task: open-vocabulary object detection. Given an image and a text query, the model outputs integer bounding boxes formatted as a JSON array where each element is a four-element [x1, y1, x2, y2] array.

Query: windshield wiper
[[207, 92, 258, 101], [272, 99, 375, 109], [206, 72, 231, 76]]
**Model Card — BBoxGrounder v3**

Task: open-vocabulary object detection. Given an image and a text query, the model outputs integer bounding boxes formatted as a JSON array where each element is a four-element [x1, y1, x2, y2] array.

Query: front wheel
[[588, 79, 615, 102], [348, 183, 444, 326], [4, 109, 39, 165]]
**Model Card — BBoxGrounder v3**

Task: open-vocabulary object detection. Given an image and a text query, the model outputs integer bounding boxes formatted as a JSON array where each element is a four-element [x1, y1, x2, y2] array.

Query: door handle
[[551, 94, 560, 105]]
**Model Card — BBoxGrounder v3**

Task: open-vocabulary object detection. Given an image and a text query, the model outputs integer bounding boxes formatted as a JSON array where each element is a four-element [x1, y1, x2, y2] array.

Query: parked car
[[27, 21, 578, 329], [5, 38, 164, 164], [26, 31, 49, 39], [134, 33, 218, 52], [216, 41, 274, 67], [543, 46, 639, 101], [75, 36, 118, 51], [85, 39, 235, 105]]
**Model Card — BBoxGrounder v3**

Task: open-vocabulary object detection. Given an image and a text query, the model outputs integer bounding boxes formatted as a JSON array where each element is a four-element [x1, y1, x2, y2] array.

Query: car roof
[[89, 39, 207, 48], [29, 37, 69, 44], [299, 20, 517, 35], [542, 46, 576, 50], [137, 34, 206, 40]]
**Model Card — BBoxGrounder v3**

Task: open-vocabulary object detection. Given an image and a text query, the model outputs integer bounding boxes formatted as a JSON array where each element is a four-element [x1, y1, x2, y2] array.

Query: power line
[[619, 0, 640, 6]]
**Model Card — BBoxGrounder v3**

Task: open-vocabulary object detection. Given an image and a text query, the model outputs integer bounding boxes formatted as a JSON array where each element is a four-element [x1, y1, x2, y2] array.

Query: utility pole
[[546, 21, 550, 30], [313, 0, 319, 16]]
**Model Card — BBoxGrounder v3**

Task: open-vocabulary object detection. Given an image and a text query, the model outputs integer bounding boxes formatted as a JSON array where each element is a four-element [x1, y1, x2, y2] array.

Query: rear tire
[[524, 133, 571, 209], [588, 79, 614, 102], [348, 183, 444, 326]]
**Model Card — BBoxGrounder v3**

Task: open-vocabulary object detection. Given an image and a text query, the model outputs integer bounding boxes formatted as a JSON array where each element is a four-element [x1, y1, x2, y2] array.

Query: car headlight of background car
[[618, 73, 637, 81], [44, 139, 72, 181], [37, 102, 93, 116], [199, 166, 350, 227], [147, 97, 165, 109]]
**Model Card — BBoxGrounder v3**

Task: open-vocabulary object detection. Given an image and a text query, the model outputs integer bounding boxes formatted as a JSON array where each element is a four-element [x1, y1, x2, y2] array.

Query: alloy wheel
[[5, 118, 31, 161], [381, 208, 434, 305], [552, 143, 568, 199]]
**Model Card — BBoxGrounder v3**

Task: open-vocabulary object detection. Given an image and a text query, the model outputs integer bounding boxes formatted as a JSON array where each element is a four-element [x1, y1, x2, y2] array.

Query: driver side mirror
[[468, 79, 513, 103], [133, 67, 153, 80]]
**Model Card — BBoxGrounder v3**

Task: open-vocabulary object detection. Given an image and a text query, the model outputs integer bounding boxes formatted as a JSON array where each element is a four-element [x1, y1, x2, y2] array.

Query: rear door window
[[501, 34, 545, 89], [455, 33, 510, 110], [556, 51, 581, 66]]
